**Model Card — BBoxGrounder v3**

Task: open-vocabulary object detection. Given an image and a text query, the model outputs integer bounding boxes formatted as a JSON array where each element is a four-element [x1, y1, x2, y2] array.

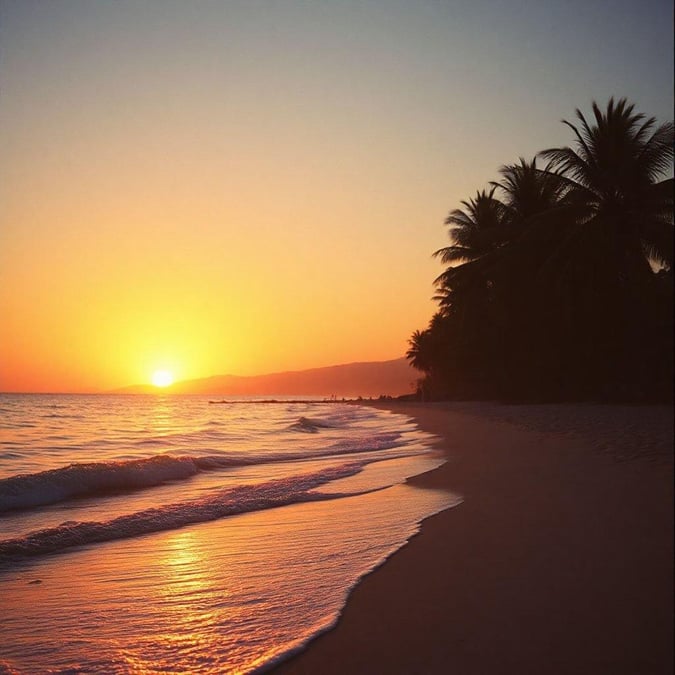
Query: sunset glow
[[0, 2, 671, 675], [151, 370, 174, 388], [0, 1, 671, 393]]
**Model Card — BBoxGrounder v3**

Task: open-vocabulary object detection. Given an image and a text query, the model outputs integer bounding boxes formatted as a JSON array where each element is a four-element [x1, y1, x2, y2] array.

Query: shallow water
[[0, 394, 460, 673]]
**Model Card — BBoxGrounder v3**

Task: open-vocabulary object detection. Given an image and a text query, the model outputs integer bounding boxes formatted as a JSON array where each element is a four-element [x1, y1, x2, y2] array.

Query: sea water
[[0, 394, 460, 674]]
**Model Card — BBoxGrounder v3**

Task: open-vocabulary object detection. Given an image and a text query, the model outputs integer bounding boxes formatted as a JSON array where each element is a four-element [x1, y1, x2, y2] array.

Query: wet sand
[[273, 402, 673, 675]]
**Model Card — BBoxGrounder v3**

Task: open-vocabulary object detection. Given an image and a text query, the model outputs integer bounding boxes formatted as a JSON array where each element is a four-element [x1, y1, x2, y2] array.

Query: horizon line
[[0, 355, 412, 395]]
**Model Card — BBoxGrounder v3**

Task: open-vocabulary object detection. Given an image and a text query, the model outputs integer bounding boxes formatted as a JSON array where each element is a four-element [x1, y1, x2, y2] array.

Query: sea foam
[[0, 462, 372, 560], [0, 427, 404, 512]]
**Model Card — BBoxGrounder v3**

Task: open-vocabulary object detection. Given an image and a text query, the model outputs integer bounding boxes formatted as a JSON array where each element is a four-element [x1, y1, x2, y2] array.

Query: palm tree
[[539, 97, 673, 278], [406, 315, 457, 399], [427, 161, 571, 397], [430, 188, 506, 318], [406, 329, 433, 373], [433, 188, 507, 266], [534, 98, 674, 397], [410, 98, 673, 401], [434, 159, 571, 301], [493, 157, 569, 224]]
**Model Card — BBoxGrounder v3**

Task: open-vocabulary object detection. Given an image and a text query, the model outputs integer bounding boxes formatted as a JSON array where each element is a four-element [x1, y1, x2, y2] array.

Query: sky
[[1, 0, 673, 392]]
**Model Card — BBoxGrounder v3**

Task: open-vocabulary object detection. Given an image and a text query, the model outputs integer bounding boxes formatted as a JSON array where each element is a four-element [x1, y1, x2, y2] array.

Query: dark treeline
[[407, 99, 673, 402]]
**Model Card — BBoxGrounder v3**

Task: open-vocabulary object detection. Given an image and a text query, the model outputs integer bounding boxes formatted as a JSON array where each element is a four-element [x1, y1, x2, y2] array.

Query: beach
[[273, 402, 674, 675]]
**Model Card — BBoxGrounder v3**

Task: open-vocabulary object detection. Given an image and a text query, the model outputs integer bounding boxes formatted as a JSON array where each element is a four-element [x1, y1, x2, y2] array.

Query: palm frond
[[432, 245, 475, 265], [638, 121, 675, 181], [539, 146, 593, 187]]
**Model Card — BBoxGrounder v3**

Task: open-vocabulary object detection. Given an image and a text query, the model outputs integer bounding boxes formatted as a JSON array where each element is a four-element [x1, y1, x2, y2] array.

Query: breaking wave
[[0, 432, 404, 512], [0, 462, 374, 560], [288, 416, 335, 433]]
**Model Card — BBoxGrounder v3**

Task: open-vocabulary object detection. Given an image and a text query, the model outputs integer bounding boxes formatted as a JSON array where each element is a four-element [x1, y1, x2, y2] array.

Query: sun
[[151, 369, 174, 388]]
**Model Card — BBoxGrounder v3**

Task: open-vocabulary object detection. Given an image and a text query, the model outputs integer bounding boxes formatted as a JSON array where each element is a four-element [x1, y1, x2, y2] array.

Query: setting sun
[[151, 370, 174, 388]]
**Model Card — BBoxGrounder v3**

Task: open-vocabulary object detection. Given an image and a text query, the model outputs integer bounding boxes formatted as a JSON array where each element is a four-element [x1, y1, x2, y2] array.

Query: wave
[[0, 462, 372, 561], [0, 433, 404, 513], [0, 455, 203, 512], [288, 416, 335, 433]]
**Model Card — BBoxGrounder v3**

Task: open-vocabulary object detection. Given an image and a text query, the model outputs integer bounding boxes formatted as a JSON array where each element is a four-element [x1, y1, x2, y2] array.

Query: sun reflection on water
[[156, 531, 221, 632], [148, 397, 174, 437], [0, 401, 459, 673]]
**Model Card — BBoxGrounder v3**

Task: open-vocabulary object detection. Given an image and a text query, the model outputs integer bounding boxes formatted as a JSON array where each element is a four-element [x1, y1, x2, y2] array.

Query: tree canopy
[[408, 99, 673, 402]]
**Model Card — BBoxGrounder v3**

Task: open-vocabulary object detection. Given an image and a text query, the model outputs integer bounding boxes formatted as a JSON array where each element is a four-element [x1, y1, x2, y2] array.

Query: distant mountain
[[114, 358, 418, 397]]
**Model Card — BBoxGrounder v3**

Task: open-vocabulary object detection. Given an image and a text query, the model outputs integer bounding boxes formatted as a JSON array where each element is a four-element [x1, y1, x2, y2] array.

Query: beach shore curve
[[271, 401, 673, 675]]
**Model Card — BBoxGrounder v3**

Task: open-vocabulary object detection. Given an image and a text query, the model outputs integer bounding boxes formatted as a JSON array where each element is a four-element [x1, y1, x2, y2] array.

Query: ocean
[[0, 394, 460, 674]]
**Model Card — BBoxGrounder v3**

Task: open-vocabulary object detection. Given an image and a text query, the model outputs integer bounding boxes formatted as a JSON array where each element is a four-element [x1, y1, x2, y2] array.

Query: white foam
[[0, 462, 372, 559]]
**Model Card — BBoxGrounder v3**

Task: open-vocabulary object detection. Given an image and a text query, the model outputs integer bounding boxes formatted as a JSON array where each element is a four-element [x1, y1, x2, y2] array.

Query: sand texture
[[273, 402, 673, 675]]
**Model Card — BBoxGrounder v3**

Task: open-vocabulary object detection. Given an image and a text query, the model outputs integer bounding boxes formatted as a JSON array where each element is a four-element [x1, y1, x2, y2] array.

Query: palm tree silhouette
[[540, 98, 673, 280], [406, 329, 433, 373], [432, 157, 569, 316], [433, 188, 507, 266], [494, 157, 569, 224], [408, 98, 673, 401]]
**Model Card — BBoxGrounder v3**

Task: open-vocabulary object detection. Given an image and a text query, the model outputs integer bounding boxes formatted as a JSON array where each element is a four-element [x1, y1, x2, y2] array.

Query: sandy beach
[[273, 402, 673, 675]]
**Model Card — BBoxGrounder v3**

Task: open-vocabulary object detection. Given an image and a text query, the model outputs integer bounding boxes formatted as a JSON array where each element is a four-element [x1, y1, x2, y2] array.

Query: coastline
[[272, 401, 674, 674]]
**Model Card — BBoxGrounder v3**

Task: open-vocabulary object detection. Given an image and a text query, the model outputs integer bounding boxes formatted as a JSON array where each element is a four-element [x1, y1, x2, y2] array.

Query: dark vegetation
[[407, 99, 673, 402]]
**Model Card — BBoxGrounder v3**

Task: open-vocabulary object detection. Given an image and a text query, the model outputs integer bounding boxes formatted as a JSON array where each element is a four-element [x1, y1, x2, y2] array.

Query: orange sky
[[1, 1, 672, 392]]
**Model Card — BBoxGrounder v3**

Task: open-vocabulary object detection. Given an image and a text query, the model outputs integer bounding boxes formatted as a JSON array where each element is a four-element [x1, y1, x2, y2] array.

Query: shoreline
[[272, 401, 673, 674]]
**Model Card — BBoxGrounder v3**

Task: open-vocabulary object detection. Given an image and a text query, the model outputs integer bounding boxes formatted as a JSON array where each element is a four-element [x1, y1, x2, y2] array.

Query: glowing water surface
[[0, 395, 460, 673]]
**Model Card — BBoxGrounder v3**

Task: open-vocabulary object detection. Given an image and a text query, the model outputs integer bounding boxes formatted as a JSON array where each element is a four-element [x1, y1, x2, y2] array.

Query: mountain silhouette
[[114, 358, 417, 397]]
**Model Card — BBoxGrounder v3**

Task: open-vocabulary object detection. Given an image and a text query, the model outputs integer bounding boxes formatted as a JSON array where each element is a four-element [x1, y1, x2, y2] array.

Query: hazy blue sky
[[1, 0, 673, 390]]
